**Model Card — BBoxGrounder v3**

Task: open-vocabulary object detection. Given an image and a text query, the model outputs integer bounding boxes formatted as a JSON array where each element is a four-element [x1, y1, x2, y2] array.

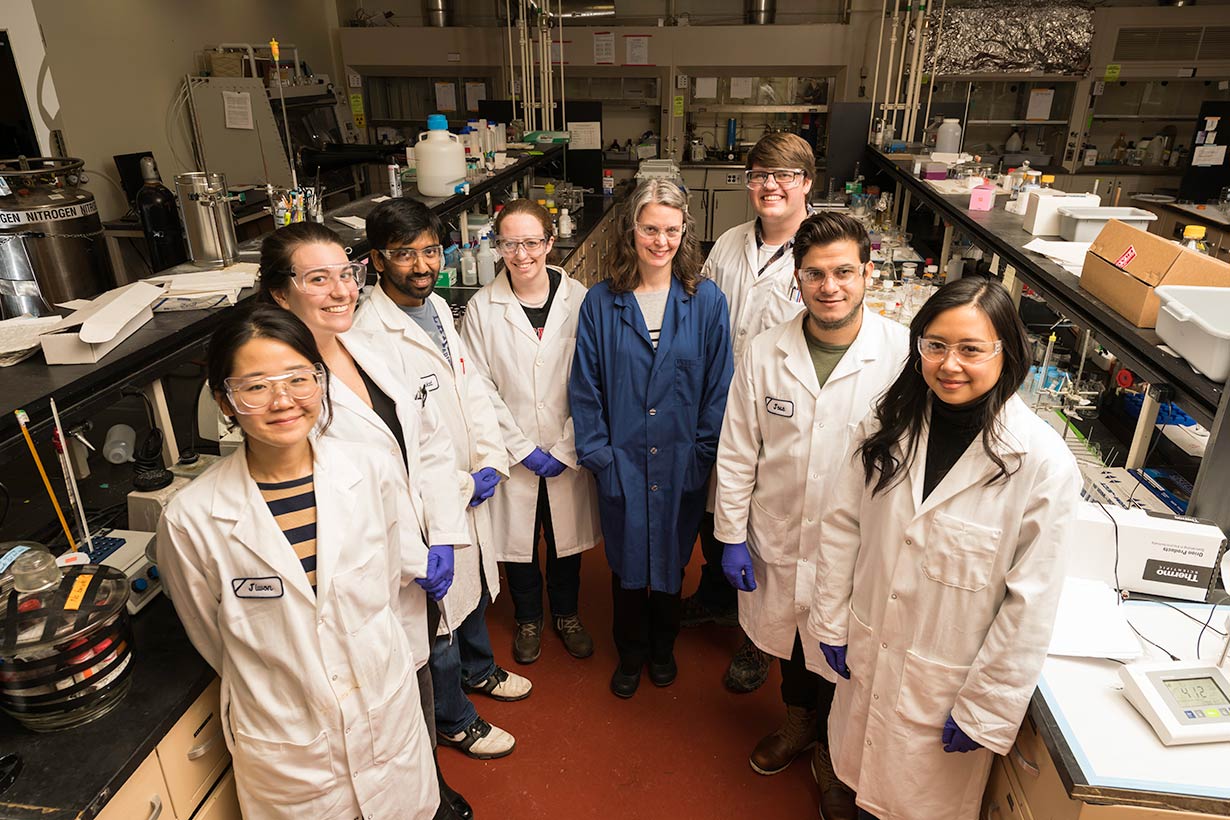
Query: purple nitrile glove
[[820, 643, 850, 680], [415, 545, 455, 601], [520, 447, 552, 476], [942, 714, 982, 753], [539, 453, 568, 478], [720, 542, 757, 591], [469, 466, 501, 507]]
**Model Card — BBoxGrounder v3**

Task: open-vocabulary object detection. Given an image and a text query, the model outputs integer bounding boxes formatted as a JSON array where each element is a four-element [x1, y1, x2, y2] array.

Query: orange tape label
[[64, 575, 91, 611]]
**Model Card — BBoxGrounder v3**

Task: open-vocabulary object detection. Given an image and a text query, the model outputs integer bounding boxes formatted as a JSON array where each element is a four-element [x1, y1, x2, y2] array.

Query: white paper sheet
[[1048, 577, 1143, 660], [730, 77, 755, 99], [1192, 144, 1227, 167], [695, 77, 718, 99], [1026, 88, 1056, 121], [434, 82, 457, 112], [567, 121, 601, 151], [592, 32, 614, 64], [624, 35, 649, 66], [1023, 238, 1093, 269], [333, 215, 367, 230], [222, 90, 254, 130], [465, 82, 486, 112], [0, 316, 63, 366]]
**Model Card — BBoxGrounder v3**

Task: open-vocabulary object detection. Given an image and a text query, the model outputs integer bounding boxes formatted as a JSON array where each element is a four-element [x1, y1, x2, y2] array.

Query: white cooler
[[1154, 285, 1230, 381], [1023, 191, 1101, 236]]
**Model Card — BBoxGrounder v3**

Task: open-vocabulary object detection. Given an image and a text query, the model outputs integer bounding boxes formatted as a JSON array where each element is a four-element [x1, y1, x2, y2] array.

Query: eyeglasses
[[290, 261, 366, 294], [376, 245, 443, 266], [224, 364, 326, 414], [634, 223, 685, 241], [495, 237, 547, 254], [745, 168, 806, 189], [917, 337, 1004, 366], [798, 267, 862, 286]]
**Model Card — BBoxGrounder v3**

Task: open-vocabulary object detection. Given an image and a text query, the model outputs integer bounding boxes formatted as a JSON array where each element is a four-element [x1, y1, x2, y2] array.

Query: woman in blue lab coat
[[569, 179, 733, 698]]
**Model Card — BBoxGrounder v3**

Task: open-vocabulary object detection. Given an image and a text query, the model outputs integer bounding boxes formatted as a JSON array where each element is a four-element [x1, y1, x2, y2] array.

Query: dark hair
[[207, 302, 333, 432], [746, 132, 816, 182], [257, 222, 346, 302], [858, 276, 1031, 495], [792, 211, 872, 268], [607, 179, 703, 295], [366, 198, 446, 251]]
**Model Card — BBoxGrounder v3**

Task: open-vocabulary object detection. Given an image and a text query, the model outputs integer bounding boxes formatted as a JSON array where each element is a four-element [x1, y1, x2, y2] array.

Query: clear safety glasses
[[377, 245, 443, 266], [495, 237, 548, 255], [290, 262, 366, 294], [634, 223, 685, 241], [917, 337, 1004, 366], [745, 168, 806, 189], [798, 267, 861, 286], [224, 364, 326, 414]]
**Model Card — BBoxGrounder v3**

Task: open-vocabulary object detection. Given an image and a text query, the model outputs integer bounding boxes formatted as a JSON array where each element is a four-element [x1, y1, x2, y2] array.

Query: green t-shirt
[[803, 329, 851, 389]]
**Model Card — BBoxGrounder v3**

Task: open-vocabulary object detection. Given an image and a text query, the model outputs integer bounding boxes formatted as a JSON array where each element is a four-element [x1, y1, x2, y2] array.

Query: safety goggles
[[917, 337, 1003, 366], [289, 262, 366, 294], [495, 237, 548, 254], [798, 266, 862, 286], [634, 223, 685, 241], [376, 245, 443, 266], [224, 364, 326, 414], [745, 168, 806, 189]]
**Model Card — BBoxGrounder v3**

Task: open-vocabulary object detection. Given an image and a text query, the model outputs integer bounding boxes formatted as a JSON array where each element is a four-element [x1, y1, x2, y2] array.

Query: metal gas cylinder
[[0, 157, 112, 319]]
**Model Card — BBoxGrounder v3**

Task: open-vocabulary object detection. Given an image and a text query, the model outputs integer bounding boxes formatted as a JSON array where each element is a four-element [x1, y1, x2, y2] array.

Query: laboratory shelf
[[967, 119, 1070, 125], [687, 104, 829, 114]]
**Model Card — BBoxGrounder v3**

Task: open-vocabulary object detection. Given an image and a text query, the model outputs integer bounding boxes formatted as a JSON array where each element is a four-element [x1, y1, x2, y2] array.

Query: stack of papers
[[1048, 577, 1143, 661], [146, 263, 259, 311], [0, 316, 63, 366], [1023, 239, 1091, 276], [334, 215, 366, 231]]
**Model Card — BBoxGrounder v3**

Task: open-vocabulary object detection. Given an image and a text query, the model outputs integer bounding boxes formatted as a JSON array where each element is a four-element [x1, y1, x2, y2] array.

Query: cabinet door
[[96, 753, 178, 820], [982, 757, 1033, 820], [157, 678, 230, 820], [1008, 716, 1082, 820], [193, 769, 242, 820], [710, 189, 749, 240]]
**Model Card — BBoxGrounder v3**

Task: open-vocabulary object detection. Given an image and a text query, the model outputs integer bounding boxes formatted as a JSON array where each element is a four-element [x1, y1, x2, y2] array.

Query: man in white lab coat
[[687, 132, 814, 694], [353, 199, 531, 763], [714, 212, 908, 819]]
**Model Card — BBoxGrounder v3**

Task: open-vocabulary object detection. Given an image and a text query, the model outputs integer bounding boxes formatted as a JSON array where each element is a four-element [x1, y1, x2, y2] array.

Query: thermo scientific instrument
[[1120, 656, 1230, 746]]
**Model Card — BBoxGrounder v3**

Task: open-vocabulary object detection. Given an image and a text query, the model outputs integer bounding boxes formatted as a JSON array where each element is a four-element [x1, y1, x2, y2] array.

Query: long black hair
[[207, 302, 333, 432], [859, 276, 1032, 495], [256, 222, 346, 302]]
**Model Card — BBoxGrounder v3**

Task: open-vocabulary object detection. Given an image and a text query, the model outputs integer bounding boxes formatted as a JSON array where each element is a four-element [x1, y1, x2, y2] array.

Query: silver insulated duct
[[424, 0, 450, 27], [746, 0, 776, 24]]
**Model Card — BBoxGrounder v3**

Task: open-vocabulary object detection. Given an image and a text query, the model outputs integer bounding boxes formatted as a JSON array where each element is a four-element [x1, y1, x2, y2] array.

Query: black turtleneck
[[923, 397, 987, 500]]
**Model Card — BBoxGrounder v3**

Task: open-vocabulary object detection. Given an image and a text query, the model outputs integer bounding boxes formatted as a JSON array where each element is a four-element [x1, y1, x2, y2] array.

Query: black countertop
[[0, 596, 213, 820], [865, 146, 1224, 429]]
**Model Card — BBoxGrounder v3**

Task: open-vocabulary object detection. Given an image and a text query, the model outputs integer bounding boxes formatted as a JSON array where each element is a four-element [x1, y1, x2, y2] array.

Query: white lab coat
[[354, 285, 509, 632], [157, 438, 438, 820], [324, 328, 472, 661], [459, 267, 601, 562], [807, 395, 1081, 820], [702, 218, 805, 361], [713, 310, 908, 678]]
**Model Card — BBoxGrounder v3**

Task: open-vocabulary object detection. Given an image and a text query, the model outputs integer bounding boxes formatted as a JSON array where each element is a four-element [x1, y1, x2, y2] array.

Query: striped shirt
[[256, 474, 318, 593], [634, 289, 669, 349]]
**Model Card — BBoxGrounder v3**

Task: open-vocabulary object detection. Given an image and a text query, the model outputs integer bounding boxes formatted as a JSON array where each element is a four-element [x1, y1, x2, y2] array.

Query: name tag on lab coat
[[232, 577, 284, 598], [419, 373, 440, 393], [765, 397, 794, 418]]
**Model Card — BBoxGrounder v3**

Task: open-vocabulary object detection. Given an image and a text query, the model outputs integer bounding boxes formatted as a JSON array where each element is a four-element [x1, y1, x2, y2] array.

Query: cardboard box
[[1079, 220, 1230, 327], [40, 282, 162, 364]]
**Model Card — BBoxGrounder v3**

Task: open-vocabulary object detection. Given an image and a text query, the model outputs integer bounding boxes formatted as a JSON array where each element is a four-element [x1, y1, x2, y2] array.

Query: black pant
[[695, 511, 737, 613], [780, 631, 837, 723], [420, 597, 443, 746], [610, 573, 682, 669], [504, 478, 582, 622]]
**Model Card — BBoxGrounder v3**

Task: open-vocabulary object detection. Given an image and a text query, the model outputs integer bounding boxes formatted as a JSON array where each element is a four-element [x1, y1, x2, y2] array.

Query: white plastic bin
[[1154, 285, 1230, 381], [1056, 207, 1156, 242]]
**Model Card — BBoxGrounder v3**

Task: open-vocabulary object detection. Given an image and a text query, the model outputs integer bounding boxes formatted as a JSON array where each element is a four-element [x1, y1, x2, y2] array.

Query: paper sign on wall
[[673, 95, 684, 117], [346, 68, 363, 89], [349, 93, 365, 129], [1192, 144, 1227, 167], [567, 121, 601, 150], [624, 35, 649, 66], [222, 91, 253, 130], [1026, 88, 1055, 121], [730, 77, 755, 99], [593, 32, 614, 64], [1104, 64, 1121, 81], [695, 77, 717, 98], [465, 82, 486, 112], [435, 82, 457, 112]]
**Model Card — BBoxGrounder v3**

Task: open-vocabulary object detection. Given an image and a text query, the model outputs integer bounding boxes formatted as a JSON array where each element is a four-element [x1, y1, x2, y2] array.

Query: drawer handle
[[146, 794, 163, 820], [187, 730, 222, 761], [985, 799, 1003, 820], [1011, 744, 1040, 778]]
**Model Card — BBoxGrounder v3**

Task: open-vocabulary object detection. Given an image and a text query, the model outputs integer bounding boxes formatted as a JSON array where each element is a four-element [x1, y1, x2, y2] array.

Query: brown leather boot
[[749, 705, 817, 775], [812, 742, 858, 820]]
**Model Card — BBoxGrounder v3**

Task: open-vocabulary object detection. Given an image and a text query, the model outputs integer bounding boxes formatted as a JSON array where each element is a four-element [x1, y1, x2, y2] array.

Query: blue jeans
[[429, 590, 498, 736]]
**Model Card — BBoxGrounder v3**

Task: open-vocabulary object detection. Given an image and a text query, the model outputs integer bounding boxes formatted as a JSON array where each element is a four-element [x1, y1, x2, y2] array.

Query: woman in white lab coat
[[157, 304, 437, 820], [807, 277, 1081, 820], [256, 222, 473, 820], [460, 199, 601, 664]]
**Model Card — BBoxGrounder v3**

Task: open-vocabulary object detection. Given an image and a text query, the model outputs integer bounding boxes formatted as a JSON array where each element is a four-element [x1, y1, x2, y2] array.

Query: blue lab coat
[[569, 276, 733, 593]]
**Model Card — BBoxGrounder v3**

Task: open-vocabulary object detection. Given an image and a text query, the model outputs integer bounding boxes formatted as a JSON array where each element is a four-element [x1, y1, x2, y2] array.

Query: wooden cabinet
[[96, 753, 178, 820], [710, 189, 750, 240], [194, 770, 242, 820], [564, 205, 618, 287]]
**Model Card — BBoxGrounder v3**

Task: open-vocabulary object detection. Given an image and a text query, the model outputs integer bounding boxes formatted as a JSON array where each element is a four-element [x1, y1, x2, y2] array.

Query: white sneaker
[[439, 716, 516, 759], [464, 665, 533, 702]]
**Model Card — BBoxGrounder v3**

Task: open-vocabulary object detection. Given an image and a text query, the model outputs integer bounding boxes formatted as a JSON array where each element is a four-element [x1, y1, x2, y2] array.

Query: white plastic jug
[[936, 119, 963, 154], [416, 114, 466, 197]]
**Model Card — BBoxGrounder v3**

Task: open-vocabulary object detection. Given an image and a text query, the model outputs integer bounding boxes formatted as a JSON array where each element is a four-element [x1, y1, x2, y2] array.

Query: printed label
[[64, 574, 92, 611], [232, 576, 285, 598], [1114, 245, 1137, 269], [1141, 559, 1211, 589], [765, 397, 794, 418], [0, 200, 97, 225]]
